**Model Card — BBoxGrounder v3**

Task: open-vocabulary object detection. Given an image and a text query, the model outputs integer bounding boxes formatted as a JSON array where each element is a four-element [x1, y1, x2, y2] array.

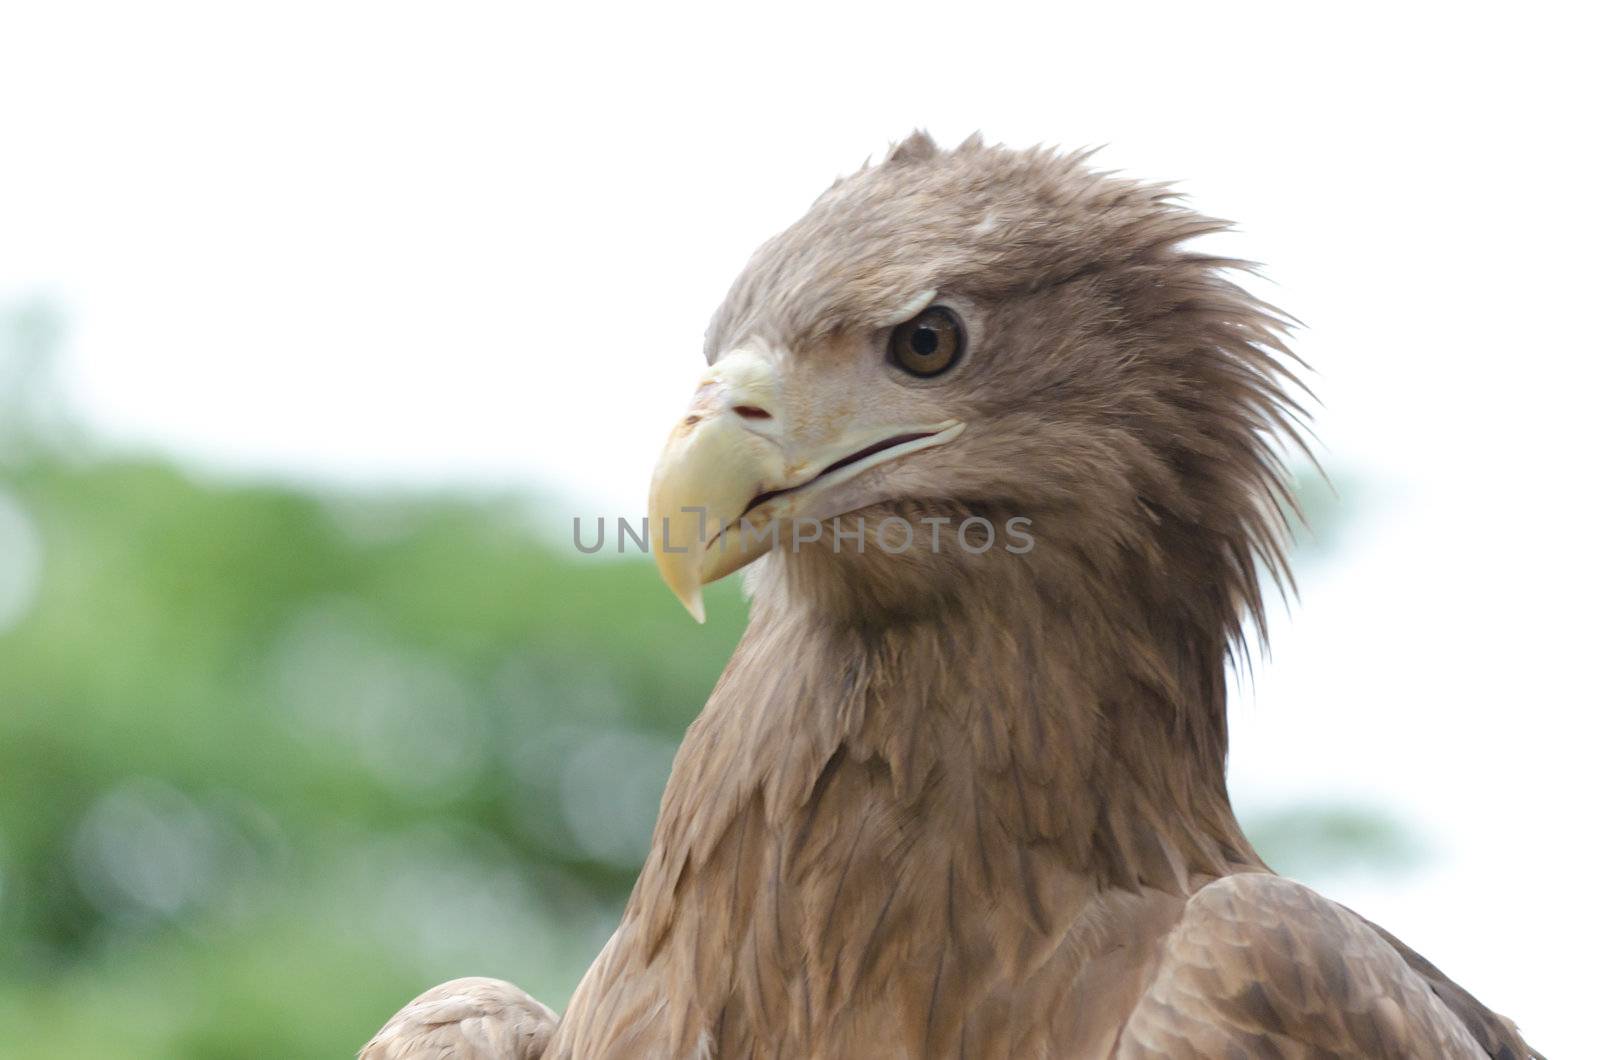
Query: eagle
[[363, 133, 1536, 1059]]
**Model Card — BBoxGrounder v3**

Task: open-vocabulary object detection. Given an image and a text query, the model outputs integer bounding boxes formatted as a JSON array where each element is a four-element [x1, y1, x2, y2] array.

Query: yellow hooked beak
[[647, 348, 964, 622]]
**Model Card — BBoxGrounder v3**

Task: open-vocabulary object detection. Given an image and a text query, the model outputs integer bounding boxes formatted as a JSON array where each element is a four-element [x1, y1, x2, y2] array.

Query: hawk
[[364, 133, 1535, 1059]]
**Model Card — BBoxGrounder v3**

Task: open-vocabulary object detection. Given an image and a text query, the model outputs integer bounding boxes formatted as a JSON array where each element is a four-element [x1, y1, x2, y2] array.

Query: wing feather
[[1115, 874, 1534, 1059], [359, 977, 556, 1060]]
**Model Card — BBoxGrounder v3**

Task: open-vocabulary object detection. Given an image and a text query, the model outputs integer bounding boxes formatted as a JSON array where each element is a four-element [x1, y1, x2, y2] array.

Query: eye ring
[[888, 306, 965, 378]]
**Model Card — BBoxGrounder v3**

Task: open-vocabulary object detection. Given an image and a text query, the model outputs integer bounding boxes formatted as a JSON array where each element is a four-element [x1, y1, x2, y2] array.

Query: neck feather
[[631, 546, 1259, 956], [576, 547, 1263, 1055]]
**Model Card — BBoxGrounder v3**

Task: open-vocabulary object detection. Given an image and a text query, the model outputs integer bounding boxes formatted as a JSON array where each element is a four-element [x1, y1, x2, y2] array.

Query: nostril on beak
[[732, 405, 772, 421]]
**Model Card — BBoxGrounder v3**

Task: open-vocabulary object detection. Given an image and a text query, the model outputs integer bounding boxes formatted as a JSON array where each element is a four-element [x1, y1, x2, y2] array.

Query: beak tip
[[682, 590, 707, 624]]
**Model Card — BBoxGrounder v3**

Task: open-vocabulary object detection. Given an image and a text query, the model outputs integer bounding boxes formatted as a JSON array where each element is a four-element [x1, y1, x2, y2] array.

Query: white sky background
[[3, 1, 1596, 1052]]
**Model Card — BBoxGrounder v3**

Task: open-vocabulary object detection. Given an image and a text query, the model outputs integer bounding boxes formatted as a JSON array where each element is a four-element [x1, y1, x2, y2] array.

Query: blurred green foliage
[[1247, 804, 1426, 878], [0, 302, 753, 1055], [0, 448, 752, 1056], [0, 456, 761, 1054], [0, 301, 1403, 1056]]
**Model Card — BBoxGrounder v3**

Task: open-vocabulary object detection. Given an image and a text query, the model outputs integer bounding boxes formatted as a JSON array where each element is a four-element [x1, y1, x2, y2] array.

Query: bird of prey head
[[646, 131, 1306, 825], [650, 130, 1301, 649]]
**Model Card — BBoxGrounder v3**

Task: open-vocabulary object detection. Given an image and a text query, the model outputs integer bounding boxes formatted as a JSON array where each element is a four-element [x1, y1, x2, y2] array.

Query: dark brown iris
[[889, 306, 964, 377]]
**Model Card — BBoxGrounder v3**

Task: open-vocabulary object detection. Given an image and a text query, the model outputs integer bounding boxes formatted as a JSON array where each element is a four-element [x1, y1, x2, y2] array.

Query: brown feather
[[360, 977, 556, 1059]]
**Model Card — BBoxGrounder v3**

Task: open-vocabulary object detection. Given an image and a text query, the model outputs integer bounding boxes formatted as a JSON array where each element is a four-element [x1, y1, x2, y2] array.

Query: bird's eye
[[888, 306, 964, 378]]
